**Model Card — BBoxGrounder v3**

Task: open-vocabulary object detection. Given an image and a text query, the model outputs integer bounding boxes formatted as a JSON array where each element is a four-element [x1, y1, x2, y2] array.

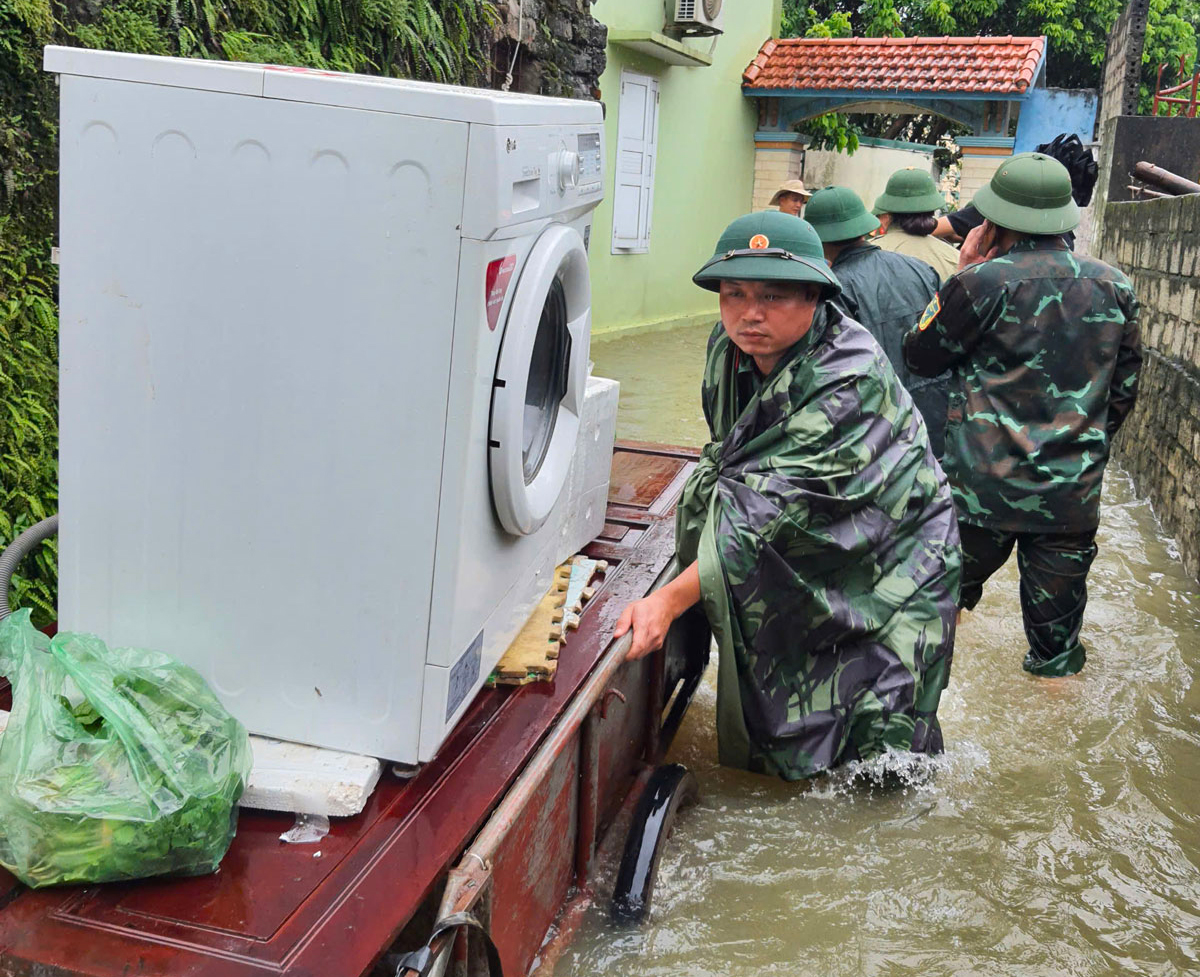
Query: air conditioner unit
[[673, 0, 723, 33]]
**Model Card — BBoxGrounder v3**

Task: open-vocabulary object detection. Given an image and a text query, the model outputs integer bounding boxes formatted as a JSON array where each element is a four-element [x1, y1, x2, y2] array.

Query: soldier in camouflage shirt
[[615, 211, 961, 780], [904, 153, 1141, 677]]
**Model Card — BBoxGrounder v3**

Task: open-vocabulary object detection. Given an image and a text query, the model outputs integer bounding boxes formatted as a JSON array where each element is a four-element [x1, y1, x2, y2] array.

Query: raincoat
[[676, 304, 961, 780], [831, 241, 950, 458]]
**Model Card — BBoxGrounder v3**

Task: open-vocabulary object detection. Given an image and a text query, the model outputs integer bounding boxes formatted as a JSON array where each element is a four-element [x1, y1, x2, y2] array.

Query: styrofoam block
[[0, 711, 382, 818], [555, 375, 619, 561], [240, 737, 384, 817]]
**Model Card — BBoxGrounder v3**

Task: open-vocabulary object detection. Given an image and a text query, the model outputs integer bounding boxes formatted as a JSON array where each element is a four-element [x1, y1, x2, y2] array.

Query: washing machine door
[[489, 223, 591, 536]]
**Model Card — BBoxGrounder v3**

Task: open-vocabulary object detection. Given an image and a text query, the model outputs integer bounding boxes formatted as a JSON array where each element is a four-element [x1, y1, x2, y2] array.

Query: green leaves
[[0, 614, 253, 887], [1143, 0, 1199, 114], [0, 216, 57, 627], [1, 0, 499, 628], [73, 3, 173, 54], [781, 0, 1200, 99], [804, 111, 861, 153]]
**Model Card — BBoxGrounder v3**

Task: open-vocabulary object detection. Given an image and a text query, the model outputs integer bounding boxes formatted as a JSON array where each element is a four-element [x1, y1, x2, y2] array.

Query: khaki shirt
[[875, 227, 960, 283]]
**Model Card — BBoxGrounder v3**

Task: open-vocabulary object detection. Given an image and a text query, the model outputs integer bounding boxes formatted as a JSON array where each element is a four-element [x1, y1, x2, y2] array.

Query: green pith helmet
[[874, 167, 945, 214], [693, 211, 841, 297], [973, 152, 1080, 234], [803, 186, 881, 243]]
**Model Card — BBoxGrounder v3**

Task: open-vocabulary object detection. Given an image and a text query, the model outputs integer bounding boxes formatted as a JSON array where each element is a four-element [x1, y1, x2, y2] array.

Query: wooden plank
[[489, 558, 605, 686], [489, 563, 572, 684]]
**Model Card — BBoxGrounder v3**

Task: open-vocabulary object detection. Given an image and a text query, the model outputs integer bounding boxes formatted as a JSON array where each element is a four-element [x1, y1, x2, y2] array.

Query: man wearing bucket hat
[[804, 185, 950, 457], [613, 210, 961, 781], [904, 153, 1141, 678], [873, 168, 961, 283], [769, 179, 812, 217]]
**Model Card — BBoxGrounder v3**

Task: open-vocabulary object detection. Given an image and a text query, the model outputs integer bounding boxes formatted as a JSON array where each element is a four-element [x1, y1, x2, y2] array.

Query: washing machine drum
[[489, 223, 592, 537]]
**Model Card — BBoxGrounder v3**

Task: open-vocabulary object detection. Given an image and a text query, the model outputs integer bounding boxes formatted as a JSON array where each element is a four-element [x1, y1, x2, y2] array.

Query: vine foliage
[[1, 0, 496, 625]]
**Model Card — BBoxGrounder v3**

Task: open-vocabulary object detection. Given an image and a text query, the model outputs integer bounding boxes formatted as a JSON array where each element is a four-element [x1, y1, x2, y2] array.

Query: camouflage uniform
[[830, 241, 950, 457], [676, 303, 961, 780], [903, 237, 1141, 675]]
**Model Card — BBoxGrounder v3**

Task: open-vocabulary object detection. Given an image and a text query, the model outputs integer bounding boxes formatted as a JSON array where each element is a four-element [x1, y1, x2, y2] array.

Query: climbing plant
[[0, 0, 496, 627]]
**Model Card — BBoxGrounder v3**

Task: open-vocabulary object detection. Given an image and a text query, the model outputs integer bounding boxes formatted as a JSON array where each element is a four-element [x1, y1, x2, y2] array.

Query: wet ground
[[560, 322, 1200, 977]]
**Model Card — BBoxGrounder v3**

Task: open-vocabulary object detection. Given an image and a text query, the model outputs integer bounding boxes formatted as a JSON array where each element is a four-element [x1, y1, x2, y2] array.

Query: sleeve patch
[[917, 294, 941, 332]]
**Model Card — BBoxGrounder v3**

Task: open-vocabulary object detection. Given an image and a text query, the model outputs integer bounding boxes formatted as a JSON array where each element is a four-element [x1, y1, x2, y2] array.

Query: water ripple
[[565, 330, 1200, 977]]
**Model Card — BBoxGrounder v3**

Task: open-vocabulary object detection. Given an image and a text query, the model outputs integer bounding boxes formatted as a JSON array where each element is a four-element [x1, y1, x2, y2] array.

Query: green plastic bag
[[0, 610, 252, 888]]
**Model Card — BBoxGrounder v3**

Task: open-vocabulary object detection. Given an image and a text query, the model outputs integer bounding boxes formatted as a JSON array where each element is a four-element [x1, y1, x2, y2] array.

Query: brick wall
[[958, 154, 1006, 203], [1096, 194, 1200, 580], [752, 144, 804, 210]]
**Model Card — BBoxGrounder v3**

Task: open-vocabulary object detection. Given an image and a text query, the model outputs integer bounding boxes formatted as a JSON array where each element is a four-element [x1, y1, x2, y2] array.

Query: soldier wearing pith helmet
[[873, 167, 961, 283], [804, 185, 949, 457], [904, 152, 1142, 679], [614, 209, 961, 782]]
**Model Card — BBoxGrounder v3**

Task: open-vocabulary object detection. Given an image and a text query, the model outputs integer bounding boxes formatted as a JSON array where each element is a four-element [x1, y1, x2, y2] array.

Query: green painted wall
[[589, 1, 780, 337]]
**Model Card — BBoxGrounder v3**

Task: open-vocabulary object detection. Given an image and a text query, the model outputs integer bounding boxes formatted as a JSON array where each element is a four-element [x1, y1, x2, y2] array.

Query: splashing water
[[560, 323, 1200, 977]]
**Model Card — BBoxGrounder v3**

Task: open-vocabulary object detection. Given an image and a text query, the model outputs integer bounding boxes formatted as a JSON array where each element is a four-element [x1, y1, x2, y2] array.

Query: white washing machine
[[47, 47, 612, 764]]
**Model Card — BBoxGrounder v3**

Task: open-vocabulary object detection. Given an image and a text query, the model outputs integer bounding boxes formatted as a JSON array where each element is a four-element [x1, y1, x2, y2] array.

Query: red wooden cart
[[0, 442, 702, 977]]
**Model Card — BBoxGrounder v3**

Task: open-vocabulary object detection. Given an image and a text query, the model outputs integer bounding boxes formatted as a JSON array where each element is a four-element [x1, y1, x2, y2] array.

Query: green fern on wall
[[0, 0, 497, 626]]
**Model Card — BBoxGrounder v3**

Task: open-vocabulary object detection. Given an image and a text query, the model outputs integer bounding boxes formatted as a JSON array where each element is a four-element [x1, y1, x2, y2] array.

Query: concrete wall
[[1099, 0, 1150, 136], [588, 0, 781, 337], [795, 141, 936, 210], [1104, 115, 1200, 203], [1012, 88, 1099, 153], [1095, 194, 1200, 581]]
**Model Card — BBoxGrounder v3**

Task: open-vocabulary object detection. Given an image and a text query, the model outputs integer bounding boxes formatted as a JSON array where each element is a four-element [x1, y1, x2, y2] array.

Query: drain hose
[[0, 514, 59, 621]]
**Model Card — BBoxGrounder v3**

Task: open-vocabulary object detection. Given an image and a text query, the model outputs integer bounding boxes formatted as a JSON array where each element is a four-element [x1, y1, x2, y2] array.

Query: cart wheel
[[610, 763, 698, 923]]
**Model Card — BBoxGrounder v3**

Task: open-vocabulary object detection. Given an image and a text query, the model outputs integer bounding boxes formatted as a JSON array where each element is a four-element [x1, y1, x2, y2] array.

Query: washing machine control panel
[[556, 148, 581, 192], [462, 123, 605, 240], [576, 132, 603, 196]]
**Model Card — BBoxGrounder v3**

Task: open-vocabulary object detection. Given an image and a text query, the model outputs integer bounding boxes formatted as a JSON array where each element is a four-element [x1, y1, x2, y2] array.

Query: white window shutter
[[640, 79, 658, 250], [612, 71, 659, 254]]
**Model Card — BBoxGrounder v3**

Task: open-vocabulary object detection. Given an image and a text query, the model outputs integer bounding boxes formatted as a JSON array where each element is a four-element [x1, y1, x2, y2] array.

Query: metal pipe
[[645, 648, 663, 765], [404, 561, 679, 976], [1129, 185, 1172, 200], [454, 629, 633, 877], [575, 710, 601, 887], [448, 558, 678, 883], [1133, 161, 1200, 196]]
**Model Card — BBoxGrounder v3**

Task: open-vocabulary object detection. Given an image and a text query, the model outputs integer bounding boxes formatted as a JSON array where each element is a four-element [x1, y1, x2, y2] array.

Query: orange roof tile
[[743, 36, 1046, 95]]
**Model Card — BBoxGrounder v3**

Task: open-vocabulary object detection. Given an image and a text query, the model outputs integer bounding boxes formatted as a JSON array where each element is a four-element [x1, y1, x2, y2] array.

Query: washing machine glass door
[[490, 223, 591, 536]]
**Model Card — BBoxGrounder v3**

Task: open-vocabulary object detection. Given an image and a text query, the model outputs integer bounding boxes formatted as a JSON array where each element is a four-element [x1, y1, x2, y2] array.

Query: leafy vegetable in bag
[[0, 610, 252, 887]]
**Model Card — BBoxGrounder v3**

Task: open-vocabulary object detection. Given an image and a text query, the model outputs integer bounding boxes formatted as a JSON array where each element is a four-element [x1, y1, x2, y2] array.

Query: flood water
[[560, 322, 1200, 977]]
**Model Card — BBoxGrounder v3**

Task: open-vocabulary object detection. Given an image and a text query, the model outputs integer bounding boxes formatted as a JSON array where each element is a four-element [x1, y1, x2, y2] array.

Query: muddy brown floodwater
[[557, 321, 1200, 977]]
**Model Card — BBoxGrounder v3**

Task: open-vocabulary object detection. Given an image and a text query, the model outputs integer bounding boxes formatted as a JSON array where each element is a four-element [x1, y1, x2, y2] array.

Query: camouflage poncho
[[903, 238, 1141, 533], [677, 305, 961, 780]]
